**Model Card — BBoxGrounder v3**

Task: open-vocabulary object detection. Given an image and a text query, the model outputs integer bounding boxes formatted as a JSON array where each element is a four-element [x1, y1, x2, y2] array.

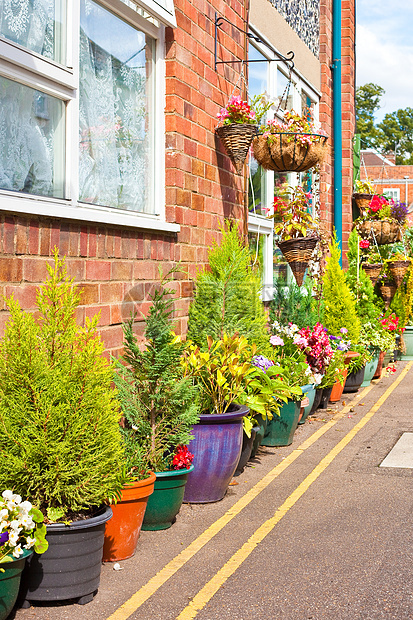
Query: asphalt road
[[14, 361, 413, 620]]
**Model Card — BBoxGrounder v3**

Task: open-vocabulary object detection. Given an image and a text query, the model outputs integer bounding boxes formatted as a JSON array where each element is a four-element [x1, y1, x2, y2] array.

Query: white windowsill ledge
[[0, 192, 180, 234]]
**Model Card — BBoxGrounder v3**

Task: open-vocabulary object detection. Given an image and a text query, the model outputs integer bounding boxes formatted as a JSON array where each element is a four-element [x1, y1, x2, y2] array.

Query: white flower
[[12, 494, 22, 505], [0, 520, 8, 533], [0, 508, 8, 520], [2, 490, 13, 501], [19, 501, 32, 513], [24, 536, 36, 549], [314, 373, 323, 385], [19, 515, 34, 529], [10, 520, 21, 532], [8, 531, 19, 546], [6, 500, 16, 511], [12, 544, 23, 558]]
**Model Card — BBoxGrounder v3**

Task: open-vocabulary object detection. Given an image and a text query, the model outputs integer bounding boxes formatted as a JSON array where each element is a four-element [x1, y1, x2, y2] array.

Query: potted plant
[[271, 184, 319, 286], [353, 178, 375, 212], [181, 333, 253, 503], [253, 109, 328, 172], [353, 194, 403, 245], [0, 252, 127, 606], [360, 246, 384, 286], [261, 325, 317, 445], [216, 94, 272, 173], [0, 491, 48, 620], [187, 222, 271, 355], [111, 272, 200, 536], [343, 344, 370, 393]]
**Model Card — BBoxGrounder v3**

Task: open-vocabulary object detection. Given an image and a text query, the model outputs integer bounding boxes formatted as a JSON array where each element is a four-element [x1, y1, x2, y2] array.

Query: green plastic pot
[[250, 413, 268, 459], [261, 399, 301, 447], [298, 385, 316, 425], [361, 353, 380, 387], [142, 465, 194, 531], [0, 549, 32, 620]]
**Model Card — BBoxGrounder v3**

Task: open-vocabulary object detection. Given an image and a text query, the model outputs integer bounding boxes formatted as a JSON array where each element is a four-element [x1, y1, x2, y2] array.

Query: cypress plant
[[114, 270, 199, 473], [322, 233, 361, 344], [0, 252, 127, 520], [187, 222, 270, 353]]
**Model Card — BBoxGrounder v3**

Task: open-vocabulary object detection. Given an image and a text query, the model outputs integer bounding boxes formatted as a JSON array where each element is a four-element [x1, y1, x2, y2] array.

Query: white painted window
[[383, 188, 400, 202], [0, 0, 179, 233]]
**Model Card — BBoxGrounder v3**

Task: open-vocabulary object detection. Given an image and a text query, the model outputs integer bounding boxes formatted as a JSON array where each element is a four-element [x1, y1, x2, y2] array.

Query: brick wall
[[319, 0, 356, 263], [361, 165, 413, 214], [0, 0, 249, 356]]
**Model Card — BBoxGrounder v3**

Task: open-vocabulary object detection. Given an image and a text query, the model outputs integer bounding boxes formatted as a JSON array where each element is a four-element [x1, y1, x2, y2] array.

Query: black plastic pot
[[309, 387, 323, 415], [319, 386, 333, 409], [343, 366, 366, 393], [19, 506, 112, 606], [235, 426, 259, 475]]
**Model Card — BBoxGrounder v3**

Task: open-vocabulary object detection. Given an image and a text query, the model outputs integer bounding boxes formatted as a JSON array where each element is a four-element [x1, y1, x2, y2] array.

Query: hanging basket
[[355, 219, 402, 245], [353, 193, 375, 214], [387, 259, 411, 287], [277, 236, 318, 287], [379, 278, 397, 309], [361, 263, 383, 286], [216, 123, 258, 173], [252, 132, 327, 173]]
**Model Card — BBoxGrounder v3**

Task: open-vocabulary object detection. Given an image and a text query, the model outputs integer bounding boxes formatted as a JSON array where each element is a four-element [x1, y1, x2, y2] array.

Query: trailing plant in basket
[[217, 94, 273, 126], [272, 184, 319, 240], [0, 252, 127, 521], [114, 270, 200, 475], [264, 109, 327, 145]]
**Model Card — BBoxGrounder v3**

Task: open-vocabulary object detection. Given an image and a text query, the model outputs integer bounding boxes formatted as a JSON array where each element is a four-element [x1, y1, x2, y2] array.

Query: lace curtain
[[0, 0, 58, 60], [79, 0, 154, 213]]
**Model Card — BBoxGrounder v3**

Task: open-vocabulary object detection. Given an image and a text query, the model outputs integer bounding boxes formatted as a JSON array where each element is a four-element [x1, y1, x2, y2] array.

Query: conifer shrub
[[0, 252, 127, 520], [322, 233, 361, 344], [187, 222, 270, 354], [269, 276, 320, 328], [114, 270, 199, 473]]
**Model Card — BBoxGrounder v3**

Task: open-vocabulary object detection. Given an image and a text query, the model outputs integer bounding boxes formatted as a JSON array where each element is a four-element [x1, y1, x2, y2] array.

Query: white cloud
[[356, 23, 413, 121]]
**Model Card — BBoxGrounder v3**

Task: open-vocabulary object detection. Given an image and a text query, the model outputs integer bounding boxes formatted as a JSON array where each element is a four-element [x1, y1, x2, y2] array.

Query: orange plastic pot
[[329, 368, 348, 402], [103, 472, 156, 562]]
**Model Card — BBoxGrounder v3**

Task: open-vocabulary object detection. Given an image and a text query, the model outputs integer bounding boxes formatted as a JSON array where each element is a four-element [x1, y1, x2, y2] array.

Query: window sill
[[0, 192, 180, 234]]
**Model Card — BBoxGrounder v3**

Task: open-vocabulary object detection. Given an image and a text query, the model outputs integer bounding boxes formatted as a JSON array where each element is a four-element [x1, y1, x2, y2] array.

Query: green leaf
[[47, 507, 65, 522], [34, 524, 49, 554], [30, 507, 44, 524]]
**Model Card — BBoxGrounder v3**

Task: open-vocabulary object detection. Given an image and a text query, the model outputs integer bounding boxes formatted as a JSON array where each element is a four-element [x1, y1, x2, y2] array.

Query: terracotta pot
[[329, 368, 348, 402], [373, 351, 385, 379], [103, 472, 156, 562]]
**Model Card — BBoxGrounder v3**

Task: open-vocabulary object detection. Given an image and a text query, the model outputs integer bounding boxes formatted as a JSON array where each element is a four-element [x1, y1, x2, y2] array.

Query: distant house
[[360, 149, 413, 222]]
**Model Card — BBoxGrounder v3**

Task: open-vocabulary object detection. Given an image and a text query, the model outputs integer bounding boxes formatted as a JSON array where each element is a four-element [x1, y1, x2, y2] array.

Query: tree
[[377, 108, 413, 164], [356, 83, 385, 148]]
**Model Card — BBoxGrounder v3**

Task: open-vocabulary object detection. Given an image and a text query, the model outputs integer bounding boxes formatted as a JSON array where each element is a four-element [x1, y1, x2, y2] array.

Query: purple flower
[[252, 355, 274, 372], [391, 201, 408, 224]]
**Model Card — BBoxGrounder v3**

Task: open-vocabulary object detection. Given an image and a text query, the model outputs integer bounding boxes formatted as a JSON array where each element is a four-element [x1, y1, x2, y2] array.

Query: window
[[383, 188, 400, 202], [0, 0, 178, 232]]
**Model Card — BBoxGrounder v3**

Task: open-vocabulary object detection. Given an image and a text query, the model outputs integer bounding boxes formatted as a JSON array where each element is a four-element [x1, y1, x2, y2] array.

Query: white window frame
[[0, 0, 179, 233], [247, 31, 321, 294], [383, 188, 400, 202]]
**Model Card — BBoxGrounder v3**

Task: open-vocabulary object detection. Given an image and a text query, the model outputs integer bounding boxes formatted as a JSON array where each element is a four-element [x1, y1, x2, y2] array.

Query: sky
[[356, 0, 413, 122]]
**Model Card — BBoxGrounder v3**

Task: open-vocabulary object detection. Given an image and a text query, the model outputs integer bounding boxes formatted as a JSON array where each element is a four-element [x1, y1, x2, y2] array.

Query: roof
[[360, 149, 395, 167]]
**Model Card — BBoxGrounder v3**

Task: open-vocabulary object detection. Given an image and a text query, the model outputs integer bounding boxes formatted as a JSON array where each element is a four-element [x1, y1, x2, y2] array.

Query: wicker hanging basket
[[387, 259, 411, 287], [252, 132, 327, 173], [379, 278, 397, 309], [361, 263, 383, 286], [277, 236, 318, 287], [353, 193, 375, 214], [216, 124, 258, 173], [355, 219, 402, 245]]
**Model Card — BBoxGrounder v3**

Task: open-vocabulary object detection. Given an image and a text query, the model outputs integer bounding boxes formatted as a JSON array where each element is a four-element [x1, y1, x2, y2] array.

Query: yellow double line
[[108, 363, 411, 620]]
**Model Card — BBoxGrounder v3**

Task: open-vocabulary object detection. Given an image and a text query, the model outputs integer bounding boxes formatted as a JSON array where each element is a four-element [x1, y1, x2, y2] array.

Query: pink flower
[[270, 335, 284, 346], [359, 239, 370, 249]]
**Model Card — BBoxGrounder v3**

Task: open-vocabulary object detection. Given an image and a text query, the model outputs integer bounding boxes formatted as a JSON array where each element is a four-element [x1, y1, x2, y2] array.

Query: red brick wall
[[0, 0, 249, 356], [319, 0, 356, 264], [361, 165, 413, 216]]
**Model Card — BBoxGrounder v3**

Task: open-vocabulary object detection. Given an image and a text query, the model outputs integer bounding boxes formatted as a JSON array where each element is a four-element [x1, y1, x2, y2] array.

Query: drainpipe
[[332, 0, 342, 264]]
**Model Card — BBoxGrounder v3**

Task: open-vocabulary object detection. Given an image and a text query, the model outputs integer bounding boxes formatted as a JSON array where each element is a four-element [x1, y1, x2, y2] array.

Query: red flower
[[172, 445, 194, 470], [359, 239, 370, 249]]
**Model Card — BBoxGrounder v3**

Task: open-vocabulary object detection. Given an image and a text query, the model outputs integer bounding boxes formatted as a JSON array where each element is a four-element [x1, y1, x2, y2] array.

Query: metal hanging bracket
[[214, 13, 295, 72]]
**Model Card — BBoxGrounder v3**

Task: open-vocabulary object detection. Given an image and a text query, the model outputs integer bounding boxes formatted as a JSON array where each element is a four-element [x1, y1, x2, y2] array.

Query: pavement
[[13, 361, 413, 620]]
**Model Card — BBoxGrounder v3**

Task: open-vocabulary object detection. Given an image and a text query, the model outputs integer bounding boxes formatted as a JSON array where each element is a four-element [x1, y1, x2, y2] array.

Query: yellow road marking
[[106, 371, 400, 620], [176, 362, 412, 620]]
